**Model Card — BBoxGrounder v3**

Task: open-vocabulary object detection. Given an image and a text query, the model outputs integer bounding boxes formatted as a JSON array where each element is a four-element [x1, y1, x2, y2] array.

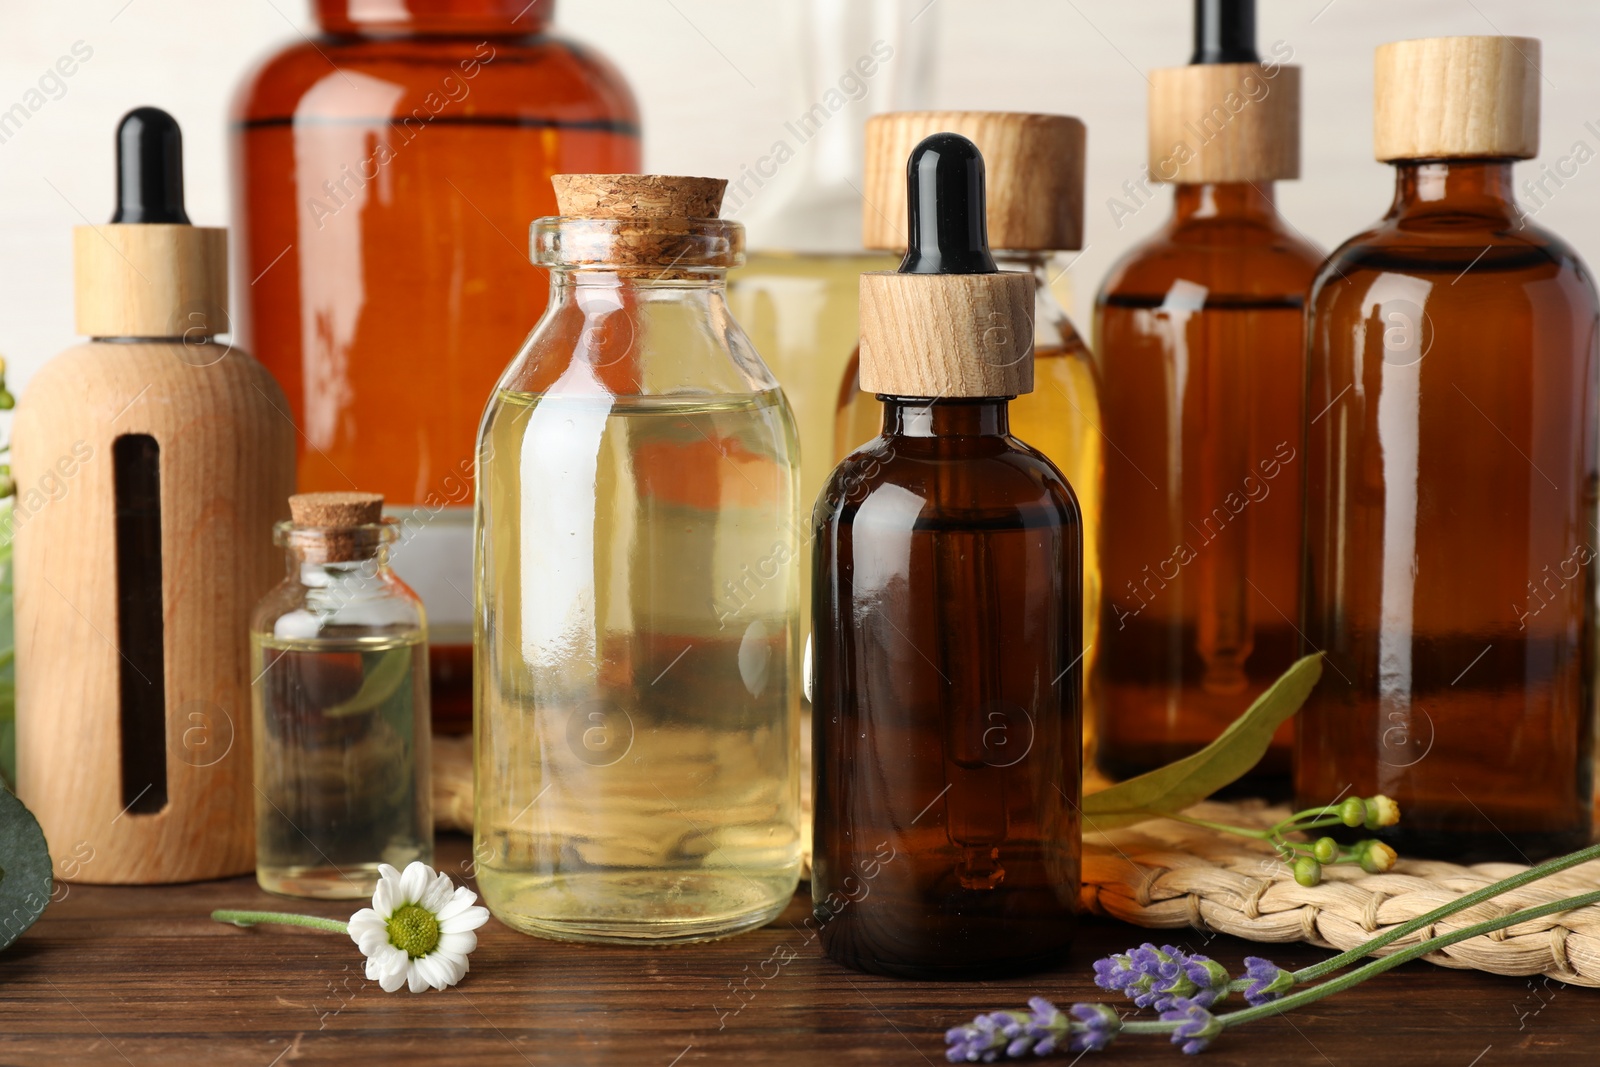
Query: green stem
[[1128, 810, 1275, 840], [1292, 841, 1600, 982], [1217, 887, 1600, 1029], [212, 909, 349, 934]]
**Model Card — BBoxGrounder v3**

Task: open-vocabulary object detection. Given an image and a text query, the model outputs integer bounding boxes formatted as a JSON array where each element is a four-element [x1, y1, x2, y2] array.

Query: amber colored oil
[[232, 1, 640, 731], [1093, 182, 1321, 792], [835, 254, 1104, 747], [812, 398, 1082, 979], [1298, 161, 1599, 861]]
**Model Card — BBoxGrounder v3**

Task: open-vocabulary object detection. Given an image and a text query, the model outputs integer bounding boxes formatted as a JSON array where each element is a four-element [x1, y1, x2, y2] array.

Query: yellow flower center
[[387, 903, 441, 959]]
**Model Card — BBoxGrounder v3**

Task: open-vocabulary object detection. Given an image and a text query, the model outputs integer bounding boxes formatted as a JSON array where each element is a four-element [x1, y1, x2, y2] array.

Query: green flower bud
[[1359, 840, 1398, 874], [1293, 856, 1322, 887], [1339, 798, 1367, 827], [1312, 837, 1338, 864], [1365, 794, 1401, 829]]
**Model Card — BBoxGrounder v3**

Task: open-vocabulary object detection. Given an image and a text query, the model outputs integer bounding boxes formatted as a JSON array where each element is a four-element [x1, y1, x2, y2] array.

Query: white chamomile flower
[[347, 861, 491, 993]]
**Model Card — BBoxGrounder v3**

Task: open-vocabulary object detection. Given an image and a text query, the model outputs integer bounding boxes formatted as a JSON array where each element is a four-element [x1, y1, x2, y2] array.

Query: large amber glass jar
[[474, 176, 801, 944], [1297, 37, 1597, 861], [232, 0, 639, 733], [1093, 42, 1317, 791]]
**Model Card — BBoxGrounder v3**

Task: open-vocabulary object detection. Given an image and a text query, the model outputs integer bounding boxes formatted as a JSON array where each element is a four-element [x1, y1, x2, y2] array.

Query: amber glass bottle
[[835, 112, 1103, 747], [232, 0, 639, 732], [813, 134, 1081, 979], [1094, 6, 1317, 789], [1298, 37, 1597, 861]]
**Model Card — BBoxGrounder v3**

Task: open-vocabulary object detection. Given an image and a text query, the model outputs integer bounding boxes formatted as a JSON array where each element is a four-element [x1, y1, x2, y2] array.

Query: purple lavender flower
[[1241, 956, 1295, 1005], [944, 998, 1118, 1061], [1160, 998, 1225, 1055], [1067, 1002, 1120, 1053], [1093, 943, 1231, 1011]]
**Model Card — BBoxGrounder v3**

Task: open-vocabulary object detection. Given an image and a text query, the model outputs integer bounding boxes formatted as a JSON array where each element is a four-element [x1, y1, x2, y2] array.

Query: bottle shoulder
[[1097, 211, 1324, 305], [816, 436, 1080, 534], [252, 572, 426, 638], [233, 33, 638, 127]]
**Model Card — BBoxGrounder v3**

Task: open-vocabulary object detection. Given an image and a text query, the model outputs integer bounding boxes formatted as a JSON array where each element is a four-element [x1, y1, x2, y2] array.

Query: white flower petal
[[397, 861, 432, 906], [356, 929, 392, 956], [347, 909, 386, 942], [439, 905, 491, 935], [406, 963, 431, 993], [372, 875, 397, 917], [433, 886, 478, 921], [437, 931, 477, 957], [420, 870, 455, 913], [379, 965, 410, 993]]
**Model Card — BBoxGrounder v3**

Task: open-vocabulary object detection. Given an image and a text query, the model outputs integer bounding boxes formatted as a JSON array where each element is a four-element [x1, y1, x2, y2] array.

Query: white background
[[2, 0, 1598, 396]]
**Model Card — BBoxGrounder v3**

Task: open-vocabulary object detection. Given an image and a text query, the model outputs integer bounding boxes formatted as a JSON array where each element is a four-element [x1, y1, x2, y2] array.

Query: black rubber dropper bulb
[[898, 132, 996, 276], [111, 106, 190, 225], [1190, 0, 1258, 65]]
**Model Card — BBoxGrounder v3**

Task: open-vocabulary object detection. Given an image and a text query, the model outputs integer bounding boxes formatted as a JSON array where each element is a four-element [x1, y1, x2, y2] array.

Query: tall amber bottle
[[836, 111, 1103, 747], [232, 0, 639, 732], [813, 134, 1081, 978], [1298, 37, 1598, 861], [1094, 1, 1318, 788]]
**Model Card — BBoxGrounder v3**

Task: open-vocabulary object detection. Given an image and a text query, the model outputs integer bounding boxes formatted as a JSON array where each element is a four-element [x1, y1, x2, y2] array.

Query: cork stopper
[[862, 112, 1085, 252], [288, 492, 386, 563], [1147, 63, 1301, 183], [1374, 36, 1539, 162], [551, 175, 727, 220], [289, 491, 384, 527], [859, 133, 1034, 399], [75, 108, 227, 338]]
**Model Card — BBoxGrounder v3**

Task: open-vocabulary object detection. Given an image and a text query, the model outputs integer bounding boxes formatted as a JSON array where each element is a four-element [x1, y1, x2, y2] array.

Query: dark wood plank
[[1, 835, 1593, 1065]]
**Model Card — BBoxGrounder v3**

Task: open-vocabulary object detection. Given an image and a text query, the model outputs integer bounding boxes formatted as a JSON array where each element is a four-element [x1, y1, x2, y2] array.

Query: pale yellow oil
[[474, 389, 802, 944], [252, 632, 432, 899]]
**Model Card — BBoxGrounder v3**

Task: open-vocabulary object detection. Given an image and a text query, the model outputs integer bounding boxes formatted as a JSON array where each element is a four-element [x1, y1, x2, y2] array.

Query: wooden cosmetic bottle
[[13, 108, 295, 883]]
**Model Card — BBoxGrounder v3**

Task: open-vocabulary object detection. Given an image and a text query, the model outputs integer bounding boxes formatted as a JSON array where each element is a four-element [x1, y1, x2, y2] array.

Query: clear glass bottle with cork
[[1298, 36, 1598, 861], [1093, 0, 1320, 792], [475, 174, 802, 943], [251, 491, 433, 898], [812, 134, 1082, 978], [835, 110, 1103, 750]]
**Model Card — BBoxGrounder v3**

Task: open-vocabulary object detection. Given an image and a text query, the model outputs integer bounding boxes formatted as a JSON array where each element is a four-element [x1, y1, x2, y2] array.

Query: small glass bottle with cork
[[251, 491, 433, 899]]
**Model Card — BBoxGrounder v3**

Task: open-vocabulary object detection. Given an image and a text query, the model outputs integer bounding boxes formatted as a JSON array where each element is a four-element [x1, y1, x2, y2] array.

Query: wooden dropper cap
[[1374, 36, 1540, 162], [1147, 0, 1300, 182], [74, 108, 227, 339], [862, 112, 1085, 252], [859, 134, 1033, 399]]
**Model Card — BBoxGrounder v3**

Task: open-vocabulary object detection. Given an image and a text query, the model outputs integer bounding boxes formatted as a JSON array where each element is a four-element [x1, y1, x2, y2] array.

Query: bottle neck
[[881, 397, 1011, 438], [313, 0, 552, 35], [1386, 159, 1521, 225], [1171, 181, 1279, 224]]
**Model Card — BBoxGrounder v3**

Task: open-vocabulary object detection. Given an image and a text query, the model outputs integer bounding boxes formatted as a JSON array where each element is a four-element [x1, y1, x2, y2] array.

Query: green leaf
[[0, 786, 51, 952], [324, 646, 412, 718], [1083, 652, 1324, 830]]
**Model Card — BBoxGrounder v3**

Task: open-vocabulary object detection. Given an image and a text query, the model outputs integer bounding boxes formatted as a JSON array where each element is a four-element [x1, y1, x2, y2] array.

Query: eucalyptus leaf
[[0, 786, 51, 952], [1083, 652, 1324, 831], [324, 646, 412, 718]]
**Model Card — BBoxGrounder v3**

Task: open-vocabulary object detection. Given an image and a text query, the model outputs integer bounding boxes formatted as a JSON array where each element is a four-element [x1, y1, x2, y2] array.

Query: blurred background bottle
[[1093, 0, 1318, 792], [232, 0, 640, 735]]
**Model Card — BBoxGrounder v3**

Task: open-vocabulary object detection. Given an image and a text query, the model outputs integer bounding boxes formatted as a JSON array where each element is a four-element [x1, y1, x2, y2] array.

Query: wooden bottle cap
[[859, 271, 1034, 398], [862, 112, 1085, 252], [73, 224, 228, 338], [552, 175, 727, 219], [289, 491, 384, 527], [1147, 63, 1301, 182], [1374, 36, 1539, 162]]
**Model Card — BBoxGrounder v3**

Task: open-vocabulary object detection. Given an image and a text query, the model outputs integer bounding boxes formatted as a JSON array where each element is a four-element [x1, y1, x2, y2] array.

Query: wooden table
[[3, 835, 1594, 1065]]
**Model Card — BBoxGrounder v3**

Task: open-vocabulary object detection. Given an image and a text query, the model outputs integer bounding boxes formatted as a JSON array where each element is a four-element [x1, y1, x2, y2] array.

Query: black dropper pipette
[[111, 106, 190, 224], [898, 132, 997, 276], [1191, 0, 1258, 65]]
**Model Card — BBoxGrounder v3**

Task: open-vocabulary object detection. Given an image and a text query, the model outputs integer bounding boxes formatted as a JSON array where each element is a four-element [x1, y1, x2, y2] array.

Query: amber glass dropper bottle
[[1298, 37, 1598, 862], [835, 111, 1103, 750], [812, 133, 1082, 979], [1093, 0, 1320, 792]]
